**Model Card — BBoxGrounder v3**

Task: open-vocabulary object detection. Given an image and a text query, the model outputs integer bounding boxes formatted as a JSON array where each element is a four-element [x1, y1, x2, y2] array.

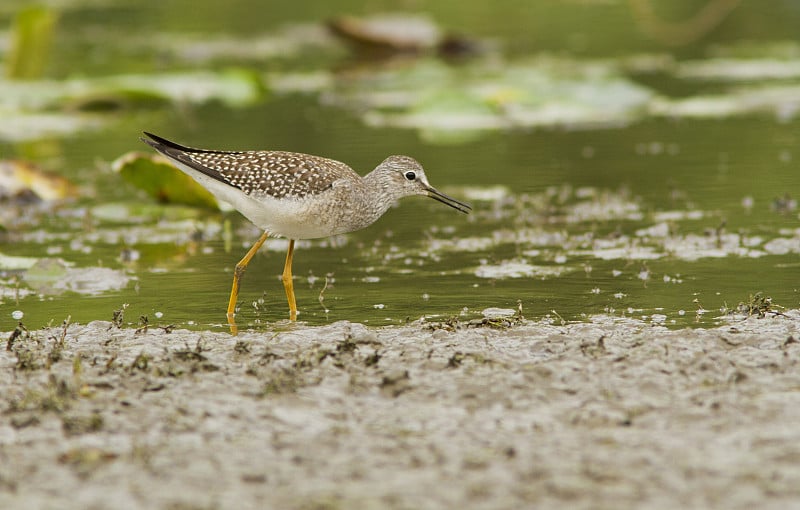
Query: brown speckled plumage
[[141, 132, 471, 240], [186, 150, 356, 199]]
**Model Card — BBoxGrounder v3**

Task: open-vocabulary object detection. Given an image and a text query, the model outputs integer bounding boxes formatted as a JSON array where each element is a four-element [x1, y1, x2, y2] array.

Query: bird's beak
[[425, 185, 472, 214]]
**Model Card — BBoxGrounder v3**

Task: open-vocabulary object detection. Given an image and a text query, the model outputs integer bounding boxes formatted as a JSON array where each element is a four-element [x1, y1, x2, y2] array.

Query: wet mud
[[2, 314, 800, 509]]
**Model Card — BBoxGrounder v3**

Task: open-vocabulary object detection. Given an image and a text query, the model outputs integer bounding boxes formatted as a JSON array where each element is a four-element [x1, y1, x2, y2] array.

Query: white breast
[[166, 158, 336, 239]]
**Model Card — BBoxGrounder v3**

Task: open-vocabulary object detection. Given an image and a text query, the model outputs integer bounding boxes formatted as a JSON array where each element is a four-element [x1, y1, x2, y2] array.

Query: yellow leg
[[282, 239, 297, 321], [227, 231, 270, 335]]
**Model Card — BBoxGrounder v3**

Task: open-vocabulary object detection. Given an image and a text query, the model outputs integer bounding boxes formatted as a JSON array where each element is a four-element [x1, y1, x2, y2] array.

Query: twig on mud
[[734, 292, 788, 319], [109, 304, 129, 330], [135, 315, 149, 335], [318, 273, 332, 314], [7, 322, 28, 351], [55, 316, 71, 349], [551, 309, 566, 326]]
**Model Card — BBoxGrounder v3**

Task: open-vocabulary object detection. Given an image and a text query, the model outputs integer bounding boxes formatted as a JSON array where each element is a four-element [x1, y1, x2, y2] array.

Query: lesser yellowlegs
[[141, 132, 471, 333]]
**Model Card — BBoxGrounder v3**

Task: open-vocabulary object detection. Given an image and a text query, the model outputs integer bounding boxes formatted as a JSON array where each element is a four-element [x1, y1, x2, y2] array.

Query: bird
[[141, 132, 471, 334]]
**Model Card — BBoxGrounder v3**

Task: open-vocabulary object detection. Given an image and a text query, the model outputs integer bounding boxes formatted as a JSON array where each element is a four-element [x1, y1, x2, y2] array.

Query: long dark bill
[[425, 186, 472, 214]]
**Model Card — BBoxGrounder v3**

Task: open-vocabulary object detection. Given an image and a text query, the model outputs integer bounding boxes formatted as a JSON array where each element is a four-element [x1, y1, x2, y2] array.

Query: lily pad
[[93, 69, 265, 108], [141, 24, 341, 63], [0, 79, 75, 111], [22, 258, 133, 295], [0, 68, 265, 141], [0, 67, 263, 113], [266, 71, 334, 94], [89, 202, 213, 223], [0, 252, 40, 271], [677, 58, 800, 81], [112, 152, 221, 210], [650, 84, 800, 119], [0, 109, 103, 142], [327, 57, 655, 143], [708, 40, 800, 60], [0, 159, 77, 201], [329, 14, 442, 51], [475, 261, 574, 279]]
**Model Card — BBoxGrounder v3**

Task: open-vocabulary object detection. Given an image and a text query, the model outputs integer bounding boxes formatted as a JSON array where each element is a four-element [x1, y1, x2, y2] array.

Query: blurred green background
[[0, 0, 799, 330]]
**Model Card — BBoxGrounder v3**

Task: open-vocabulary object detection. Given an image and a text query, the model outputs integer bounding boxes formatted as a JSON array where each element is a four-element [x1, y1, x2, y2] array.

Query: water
[[1, 1, 799, 331]]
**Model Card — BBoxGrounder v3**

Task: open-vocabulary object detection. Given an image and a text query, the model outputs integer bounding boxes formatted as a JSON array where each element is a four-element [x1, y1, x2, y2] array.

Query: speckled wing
[[141, 132, 357, 200]]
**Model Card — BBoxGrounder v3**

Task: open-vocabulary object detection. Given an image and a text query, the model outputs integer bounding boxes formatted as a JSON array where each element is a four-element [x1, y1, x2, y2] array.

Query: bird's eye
[[404, 171, 416, 181]]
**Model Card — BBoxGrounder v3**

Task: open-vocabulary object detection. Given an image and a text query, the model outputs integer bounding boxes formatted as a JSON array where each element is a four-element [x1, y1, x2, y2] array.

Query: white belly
[[167, 159, 337, 239]]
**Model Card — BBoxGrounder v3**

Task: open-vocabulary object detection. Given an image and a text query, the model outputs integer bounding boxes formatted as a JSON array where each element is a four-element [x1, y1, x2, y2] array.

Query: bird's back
[[142, 132, 362, 201], [188, 150, 362, 200]]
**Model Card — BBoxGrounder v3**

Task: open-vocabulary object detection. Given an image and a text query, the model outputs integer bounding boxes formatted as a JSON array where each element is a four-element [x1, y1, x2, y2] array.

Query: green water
[[1, 1, 799, 331]]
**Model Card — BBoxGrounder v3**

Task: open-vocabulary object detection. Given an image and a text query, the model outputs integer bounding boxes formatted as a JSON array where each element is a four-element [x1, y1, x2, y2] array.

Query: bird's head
[[375, 155, 472, 214]]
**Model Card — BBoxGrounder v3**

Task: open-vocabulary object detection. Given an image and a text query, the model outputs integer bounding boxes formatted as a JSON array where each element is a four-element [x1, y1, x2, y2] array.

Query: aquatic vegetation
[[112, 152, 222, 210], [0, 159, 76, 200], [5, 6, 57, 79], [0, 6, 798, 330]]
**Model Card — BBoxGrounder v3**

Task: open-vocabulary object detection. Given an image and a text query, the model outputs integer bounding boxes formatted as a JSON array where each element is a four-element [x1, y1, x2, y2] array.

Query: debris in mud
[[379, 368, 411, 397], [110, 304, 128, 329], [58, 447, 118, 479], [446, 351, 495, 368], [129, 352, 151, 372], [734, 292, 784, 319], [61, 412, 104, 436], [6, 321, 28, 351], [2, 314, 800, 508], [427, 303, 524, 331], [148, 340, 221, 376]]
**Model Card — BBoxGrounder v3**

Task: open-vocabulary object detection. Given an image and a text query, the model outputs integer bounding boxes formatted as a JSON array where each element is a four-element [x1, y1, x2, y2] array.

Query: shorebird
[[141, 132, 471, 333]]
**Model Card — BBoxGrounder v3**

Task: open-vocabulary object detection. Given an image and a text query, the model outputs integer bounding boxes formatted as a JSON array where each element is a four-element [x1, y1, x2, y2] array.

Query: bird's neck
[[358, 169, 399, 223]]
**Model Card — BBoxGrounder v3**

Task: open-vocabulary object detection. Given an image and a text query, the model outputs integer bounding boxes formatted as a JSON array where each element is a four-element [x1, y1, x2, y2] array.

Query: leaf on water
[[460, 186, 510, 202], [650, 84, 800, 120], [0, 68, 264, 141], [474, 261, 575, 279], [677, 58, 800, 81], [329, 14, 442, 51], [0, 252, 40, 271], [94, 69, 265, 107], [266, 71, 334, 94], [90, 202, 211, 223], [708, 40, 800, 60], [365, 88, 502, 144], [150, 24, 340, 63], [23, 258, 133, 296], [0, 160, 77, 201], [22, 257, 69, 287], [65, 88, 170, 112], [112, 152, 220, 210], [0, 78, 75, 111], [0, 110, 103, 142], [0, 69, 264, 111], [331, 57, 655, 143], [6, 6, 59, 80]]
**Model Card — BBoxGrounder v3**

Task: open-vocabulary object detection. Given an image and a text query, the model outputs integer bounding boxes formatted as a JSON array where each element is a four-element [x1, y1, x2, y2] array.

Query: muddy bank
[[1, 313, 799, 509]]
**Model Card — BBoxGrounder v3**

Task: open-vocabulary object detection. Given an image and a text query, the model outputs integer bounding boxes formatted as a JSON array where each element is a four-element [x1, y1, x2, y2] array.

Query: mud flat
[[2, 313, 799, 509]]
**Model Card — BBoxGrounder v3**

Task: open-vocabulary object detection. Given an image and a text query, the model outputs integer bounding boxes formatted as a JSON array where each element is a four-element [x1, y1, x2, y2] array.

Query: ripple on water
[[474, 260, 575, 279]]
